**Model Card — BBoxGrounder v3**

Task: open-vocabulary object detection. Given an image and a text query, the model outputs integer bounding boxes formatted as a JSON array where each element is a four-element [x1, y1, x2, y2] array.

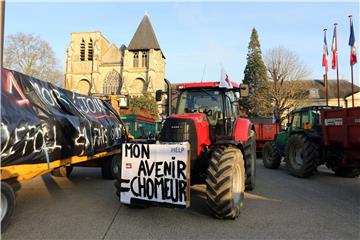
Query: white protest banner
[[120, 143, 190, 208]]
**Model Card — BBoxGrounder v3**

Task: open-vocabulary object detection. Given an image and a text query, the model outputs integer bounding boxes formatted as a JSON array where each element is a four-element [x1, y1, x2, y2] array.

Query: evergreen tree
[[241, 28, 272, 117]]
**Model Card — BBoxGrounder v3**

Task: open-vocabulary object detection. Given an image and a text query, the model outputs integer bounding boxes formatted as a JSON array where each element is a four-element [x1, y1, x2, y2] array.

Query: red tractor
[[155, 82, 256, 219]]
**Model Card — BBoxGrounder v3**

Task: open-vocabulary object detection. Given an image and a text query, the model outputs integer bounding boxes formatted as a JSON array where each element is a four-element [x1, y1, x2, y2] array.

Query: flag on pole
[[349, 16, 357, 65], [322, 30, 329, 72], [219, 66, 233, 88], [331, 25, 337, 69]]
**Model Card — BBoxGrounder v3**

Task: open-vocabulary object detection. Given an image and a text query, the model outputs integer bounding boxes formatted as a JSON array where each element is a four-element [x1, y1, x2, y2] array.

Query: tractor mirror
[[240, 84, 249, 97], [155, 90, 163, 102]]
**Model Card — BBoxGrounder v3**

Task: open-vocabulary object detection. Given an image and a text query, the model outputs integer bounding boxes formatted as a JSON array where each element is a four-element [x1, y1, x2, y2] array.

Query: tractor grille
[[159, 118, 198, 161]]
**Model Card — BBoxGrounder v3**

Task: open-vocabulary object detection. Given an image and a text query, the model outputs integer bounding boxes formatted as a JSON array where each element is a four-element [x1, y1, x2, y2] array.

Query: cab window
[[311, 110, 321, 126], [301, 112, 309, 126], [225, 94, 233, 118], [291, 112, 301, 128]]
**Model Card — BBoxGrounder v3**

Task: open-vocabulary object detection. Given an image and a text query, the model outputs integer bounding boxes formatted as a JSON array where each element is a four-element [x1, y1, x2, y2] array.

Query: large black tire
[[245, 132, 256, 191], [332, 168, 360, 178], [285, 134, 319, 178], [102, 154, 120, 180], [51, 166, 73, 177], [1, 182, 15, 233], [262, 141, 282, 169], [206, 145, 245, 219]]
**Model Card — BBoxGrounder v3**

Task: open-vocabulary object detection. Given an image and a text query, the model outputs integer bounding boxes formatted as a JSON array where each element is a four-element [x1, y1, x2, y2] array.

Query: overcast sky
[[4, 1, 359, 84]]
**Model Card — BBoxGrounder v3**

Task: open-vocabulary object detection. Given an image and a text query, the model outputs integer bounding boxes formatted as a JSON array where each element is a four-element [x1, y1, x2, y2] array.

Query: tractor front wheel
[[262, 141, 282, 169], [206, 146, 245, 219], [285, 134, 319, 178]]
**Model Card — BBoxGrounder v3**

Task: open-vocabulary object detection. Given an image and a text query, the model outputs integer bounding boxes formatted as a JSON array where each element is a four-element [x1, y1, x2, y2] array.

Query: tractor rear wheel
[[332, 167, 360, 178], [285, 134, 319, 178], [206, 145, 245, 219], [262, 141, 282, 169], [245, 132, 256, 191]]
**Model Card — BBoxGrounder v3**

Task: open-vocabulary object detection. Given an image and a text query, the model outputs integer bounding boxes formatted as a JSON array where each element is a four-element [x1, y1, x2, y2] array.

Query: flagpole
[[334, 23, 340, 107], [324, 73, 328, 106], [351, 64, 354, 107], [349, 15, 355, 107], [324, 28, 329, 106]]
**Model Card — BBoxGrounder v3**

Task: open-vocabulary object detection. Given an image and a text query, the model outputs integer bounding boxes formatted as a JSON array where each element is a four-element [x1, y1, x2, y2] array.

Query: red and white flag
[[322, 30, 329, 72], [331, 25, 338, 69], [219, 66, 233, 88]]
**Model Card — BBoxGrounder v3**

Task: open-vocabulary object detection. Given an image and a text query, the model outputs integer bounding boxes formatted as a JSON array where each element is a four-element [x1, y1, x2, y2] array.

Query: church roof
[[128, 14, 162, 52]]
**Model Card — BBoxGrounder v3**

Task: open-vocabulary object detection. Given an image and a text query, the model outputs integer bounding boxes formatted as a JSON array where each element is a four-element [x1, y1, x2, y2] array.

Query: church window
[[80, 39, 85, 61], [142, 51, 148, 67], [133, 52, 139, 67], [103, 70, 121, 95], [88, 38, 93, 61]]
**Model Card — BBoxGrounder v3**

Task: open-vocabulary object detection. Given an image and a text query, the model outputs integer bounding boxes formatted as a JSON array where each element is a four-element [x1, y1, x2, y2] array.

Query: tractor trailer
[[0, 68, 127, 231]]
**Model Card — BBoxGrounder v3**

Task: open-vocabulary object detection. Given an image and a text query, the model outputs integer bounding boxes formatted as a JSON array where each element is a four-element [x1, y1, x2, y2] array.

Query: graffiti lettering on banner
[[120, 143, 190, 208]]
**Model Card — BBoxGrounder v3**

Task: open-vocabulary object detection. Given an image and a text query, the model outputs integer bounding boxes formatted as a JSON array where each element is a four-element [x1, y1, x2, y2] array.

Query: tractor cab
[[175, 84, 238, 140], [284, 105, 340, 133]]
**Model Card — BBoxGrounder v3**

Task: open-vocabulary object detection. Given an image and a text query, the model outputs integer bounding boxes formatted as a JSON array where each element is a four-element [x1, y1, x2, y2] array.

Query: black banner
[[1, 68, 126, 167]]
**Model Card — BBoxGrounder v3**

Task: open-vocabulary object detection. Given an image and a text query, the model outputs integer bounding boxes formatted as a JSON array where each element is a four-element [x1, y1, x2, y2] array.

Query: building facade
[[64, 14, 166, 99]]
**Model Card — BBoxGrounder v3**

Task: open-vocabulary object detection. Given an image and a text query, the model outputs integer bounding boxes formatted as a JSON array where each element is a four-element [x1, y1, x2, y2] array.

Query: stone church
[[64, 14, 166, 99]]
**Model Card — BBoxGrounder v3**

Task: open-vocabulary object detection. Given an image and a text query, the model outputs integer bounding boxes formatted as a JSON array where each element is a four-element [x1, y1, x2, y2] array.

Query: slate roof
[[128, 14, 161, 52], [308, 79, 360, 99]]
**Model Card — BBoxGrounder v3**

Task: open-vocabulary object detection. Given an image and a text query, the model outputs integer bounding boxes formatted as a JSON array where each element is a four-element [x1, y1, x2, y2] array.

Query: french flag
[[331, 25, 337, 70], [219, 66, 233, 89], [322, 30, 329, 72], [349, 16, 357, 65]]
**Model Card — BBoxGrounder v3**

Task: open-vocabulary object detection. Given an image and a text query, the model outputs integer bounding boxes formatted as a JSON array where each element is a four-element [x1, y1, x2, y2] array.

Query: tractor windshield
[[176, 89, 224, 116]]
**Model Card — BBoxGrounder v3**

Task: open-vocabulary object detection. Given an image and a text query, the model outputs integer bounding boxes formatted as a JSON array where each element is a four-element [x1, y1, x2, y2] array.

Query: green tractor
[[262, 105, 345, 178]]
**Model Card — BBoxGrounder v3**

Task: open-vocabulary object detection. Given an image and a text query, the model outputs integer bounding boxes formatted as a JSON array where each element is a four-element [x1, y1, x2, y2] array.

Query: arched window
[[103, 70, 121, 95], [142, 51, 148, 67], [88, 38, 93, 61], [133, 52, 139, 67], [80, 39, 85, 61]]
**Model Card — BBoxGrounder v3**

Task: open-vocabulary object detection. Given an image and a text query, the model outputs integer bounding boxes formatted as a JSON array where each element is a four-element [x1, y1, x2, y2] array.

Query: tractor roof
[[176, 81, 239, 90]]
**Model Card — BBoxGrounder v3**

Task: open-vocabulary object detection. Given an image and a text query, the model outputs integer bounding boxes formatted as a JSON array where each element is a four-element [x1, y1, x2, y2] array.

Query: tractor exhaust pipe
[[165, 78, 171, 116]]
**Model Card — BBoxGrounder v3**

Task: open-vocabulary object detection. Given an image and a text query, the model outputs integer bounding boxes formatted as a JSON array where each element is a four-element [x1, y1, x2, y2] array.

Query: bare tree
[[4, 33, 62, 85], [264, 47, 311, 123]]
